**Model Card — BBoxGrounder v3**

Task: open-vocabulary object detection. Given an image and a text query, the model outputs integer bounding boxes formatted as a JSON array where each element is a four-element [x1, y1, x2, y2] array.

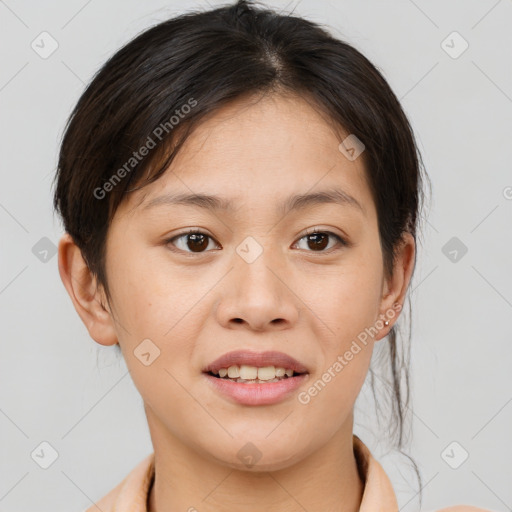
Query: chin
[[220, 452, 304, 473], [202, 437, 308, 473]]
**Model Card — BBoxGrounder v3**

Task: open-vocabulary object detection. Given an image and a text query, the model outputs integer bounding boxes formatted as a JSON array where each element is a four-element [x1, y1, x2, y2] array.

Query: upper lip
[[203, 350, 309, 374]]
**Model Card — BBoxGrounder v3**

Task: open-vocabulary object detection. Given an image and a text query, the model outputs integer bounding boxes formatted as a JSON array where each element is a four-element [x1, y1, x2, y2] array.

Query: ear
[[57, 232, 118, 346], [374, 232, 416, 341]]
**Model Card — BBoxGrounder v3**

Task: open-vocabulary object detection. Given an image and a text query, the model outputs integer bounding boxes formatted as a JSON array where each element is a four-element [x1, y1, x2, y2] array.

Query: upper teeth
[[216, 365, 295, 380]]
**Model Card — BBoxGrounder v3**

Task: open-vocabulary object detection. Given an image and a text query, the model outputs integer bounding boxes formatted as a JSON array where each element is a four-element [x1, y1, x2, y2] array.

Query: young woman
[[53, 1, 493, 510]]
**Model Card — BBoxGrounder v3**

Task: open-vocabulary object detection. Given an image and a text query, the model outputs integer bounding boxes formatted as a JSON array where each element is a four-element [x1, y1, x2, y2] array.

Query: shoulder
[[82, 452, 155, 512], [83, 477, 126, 511]]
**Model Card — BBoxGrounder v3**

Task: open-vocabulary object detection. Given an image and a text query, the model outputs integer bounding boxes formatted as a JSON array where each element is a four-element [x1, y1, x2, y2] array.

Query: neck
[[146, 410, 364, 512]]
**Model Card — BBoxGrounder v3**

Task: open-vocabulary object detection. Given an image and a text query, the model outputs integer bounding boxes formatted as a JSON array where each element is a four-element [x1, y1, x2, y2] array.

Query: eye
[[166, 229, 220, 254], [293, 228, 347, 253], [165, 227, 348, 255]]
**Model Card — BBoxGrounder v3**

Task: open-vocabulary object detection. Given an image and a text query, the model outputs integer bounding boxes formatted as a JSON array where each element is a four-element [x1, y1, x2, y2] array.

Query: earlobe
[[57, 233, 118, 346], [375, 232, 416, 341]]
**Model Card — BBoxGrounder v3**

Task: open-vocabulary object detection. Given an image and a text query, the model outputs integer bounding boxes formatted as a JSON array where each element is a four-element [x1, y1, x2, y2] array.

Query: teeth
[[236, 377, 282, 383], [239, 365, 258, 380], [215, 365, 297, 380], [257, 366, 276, 381], [227, 366, 240, 378]]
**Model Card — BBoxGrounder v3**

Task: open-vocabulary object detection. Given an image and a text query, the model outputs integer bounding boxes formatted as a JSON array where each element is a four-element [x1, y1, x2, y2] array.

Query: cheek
[[297, 248, 382, 402], [106, 245, 181, 333], [302, 255, 383, 338], [299, 319, 374, 424], [106, 249, 207, 377]]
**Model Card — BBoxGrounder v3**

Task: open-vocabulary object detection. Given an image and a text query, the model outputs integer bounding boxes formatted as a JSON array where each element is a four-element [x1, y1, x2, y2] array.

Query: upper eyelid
[[168, 228, 346, 252]]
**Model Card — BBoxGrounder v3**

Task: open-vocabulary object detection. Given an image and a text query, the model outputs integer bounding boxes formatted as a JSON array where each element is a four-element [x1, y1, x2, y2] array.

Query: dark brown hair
[[53, 0, 430, 499]]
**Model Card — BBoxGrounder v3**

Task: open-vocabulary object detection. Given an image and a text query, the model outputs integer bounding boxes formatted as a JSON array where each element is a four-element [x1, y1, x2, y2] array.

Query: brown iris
[[186, 233, 210, 252], [305, 232, 329, 251]]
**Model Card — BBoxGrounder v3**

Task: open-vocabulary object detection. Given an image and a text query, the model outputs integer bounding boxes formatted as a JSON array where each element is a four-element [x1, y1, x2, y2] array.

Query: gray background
[[1, 0, 511, 511]]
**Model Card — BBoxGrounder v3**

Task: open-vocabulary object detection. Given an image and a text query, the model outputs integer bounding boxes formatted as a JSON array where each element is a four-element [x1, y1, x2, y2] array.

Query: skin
[[58, 92, 415, 512]]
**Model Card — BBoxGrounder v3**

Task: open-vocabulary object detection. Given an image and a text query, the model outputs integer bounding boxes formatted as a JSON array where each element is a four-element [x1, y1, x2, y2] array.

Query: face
[[62, 93, 413, 471]]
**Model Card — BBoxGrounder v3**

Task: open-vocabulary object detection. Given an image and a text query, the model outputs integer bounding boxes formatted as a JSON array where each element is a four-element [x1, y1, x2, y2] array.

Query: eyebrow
[[141, 187, 366, 216]]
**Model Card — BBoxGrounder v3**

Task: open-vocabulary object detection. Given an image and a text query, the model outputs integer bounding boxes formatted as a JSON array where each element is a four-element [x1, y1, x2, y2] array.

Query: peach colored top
[[84, 435, 494, 512]]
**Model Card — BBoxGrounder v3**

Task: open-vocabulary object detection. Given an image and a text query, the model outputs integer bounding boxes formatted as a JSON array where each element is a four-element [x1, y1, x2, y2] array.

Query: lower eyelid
[[294, 232, 347, 251], [167, 232, 219, 253], [166, 230, 348, 254]]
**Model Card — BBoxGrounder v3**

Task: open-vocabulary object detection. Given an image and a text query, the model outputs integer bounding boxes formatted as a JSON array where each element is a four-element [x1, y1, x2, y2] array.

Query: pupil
[[188, 234, 208, 252], [308, 233, 328, 251]]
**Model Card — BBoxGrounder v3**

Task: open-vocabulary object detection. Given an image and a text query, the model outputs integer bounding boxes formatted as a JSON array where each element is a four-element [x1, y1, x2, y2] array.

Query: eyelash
[[164, 227, 349, 256]]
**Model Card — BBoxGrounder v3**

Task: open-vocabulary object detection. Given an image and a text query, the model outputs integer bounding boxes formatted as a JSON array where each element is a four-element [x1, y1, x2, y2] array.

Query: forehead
[[121, 93, 374, 221]]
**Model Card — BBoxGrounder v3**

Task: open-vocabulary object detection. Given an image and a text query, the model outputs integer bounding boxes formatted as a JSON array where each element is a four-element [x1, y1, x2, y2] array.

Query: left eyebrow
[[141, 187, 366, 217]]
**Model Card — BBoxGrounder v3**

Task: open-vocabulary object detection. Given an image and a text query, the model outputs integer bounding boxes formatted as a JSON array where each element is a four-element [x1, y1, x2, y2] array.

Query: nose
[[214, 252, 300, 332]]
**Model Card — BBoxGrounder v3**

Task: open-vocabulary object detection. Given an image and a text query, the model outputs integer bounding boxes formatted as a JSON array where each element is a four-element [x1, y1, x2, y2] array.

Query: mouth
[[202, 350, 310, 405], [206, 366, 305, 383], [202, 350, 309, 384]]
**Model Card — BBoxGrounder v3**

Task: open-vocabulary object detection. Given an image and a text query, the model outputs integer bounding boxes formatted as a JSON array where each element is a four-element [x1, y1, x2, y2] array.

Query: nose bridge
[[236, 236, 284, 302], [215, 235, 299, 330], [238, 243, 280, 296]]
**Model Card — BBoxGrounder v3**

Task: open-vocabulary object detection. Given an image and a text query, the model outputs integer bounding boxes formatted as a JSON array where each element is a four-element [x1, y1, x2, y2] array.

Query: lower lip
[[203, 373, 309, 405]]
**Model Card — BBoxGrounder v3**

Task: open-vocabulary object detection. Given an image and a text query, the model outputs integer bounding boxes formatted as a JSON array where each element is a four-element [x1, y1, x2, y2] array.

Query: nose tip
[[214, 255, 300, 332]]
